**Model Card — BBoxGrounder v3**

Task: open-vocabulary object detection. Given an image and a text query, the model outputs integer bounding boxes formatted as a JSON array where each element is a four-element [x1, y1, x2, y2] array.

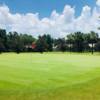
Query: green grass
[[0, 52, 100, 100]]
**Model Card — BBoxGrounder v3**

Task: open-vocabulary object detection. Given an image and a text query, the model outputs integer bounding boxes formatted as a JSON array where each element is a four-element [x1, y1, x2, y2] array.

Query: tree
[[72, 32, 84, 52], [20, 34, 35, 46], [88, 31, 98, 54], [54, 38, 66, 52], [35, 36, 48, 53], [7, 32, 36, 53], [45, 34, 53, 51], [0, 29, 7, 52], [0, 28, 100, 53], [66, 34, 74, 52], [0, 40, 5, 53], [60, 38, 67, 52], [95, 40, 100, 52], [7, 32, 23, 53], [20, 34, 35, 52]]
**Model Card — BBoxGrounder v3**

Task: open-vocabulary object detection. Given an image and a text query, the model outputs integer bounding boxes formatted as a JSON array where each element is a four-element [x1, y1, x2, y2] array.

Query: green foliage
[[54, 38, 67, 52], [0, 29, 7, 52], [66, 31, 99, 53], [0, 28, 100, 53], [35, 34, 53, 53], [35, 36, 47, 53]]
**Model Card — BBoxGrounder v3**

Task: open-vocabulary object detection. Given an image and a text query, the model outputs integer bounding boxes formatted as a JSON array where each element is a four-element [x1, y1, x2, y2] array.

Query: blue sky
[[0, 0, 96, 18]]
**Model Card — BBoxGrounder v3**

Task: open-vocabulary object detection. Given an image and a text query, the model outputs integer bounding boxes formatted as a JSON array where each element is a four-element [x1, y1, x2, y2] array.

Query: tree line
[[0, 28, 100, 54]]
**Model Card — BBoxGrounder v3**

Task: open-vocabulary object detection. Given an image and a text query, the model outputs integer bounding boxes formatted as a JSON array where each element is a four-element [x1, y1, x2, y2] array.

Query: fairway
[[0, 53, 100, 100]]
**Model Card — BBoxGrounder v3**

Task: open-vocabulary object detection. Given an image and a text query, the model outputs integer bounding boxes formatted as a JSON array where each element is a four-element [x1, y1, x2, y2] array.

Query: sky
[[0, 0, 96, 17], [0, 0, 100, 37]]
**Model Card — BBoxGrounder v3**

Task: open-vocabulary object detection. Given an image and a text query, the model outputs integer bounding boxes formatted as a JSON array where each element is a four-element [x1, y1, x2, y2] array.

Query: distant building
[[25, 42, 36, 50]]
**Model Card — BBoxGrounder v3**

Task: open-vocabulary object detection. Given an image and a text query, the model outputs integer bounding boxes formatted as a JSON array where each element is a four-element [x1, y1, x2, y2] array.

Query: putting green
[[0, 53, 100, 100]]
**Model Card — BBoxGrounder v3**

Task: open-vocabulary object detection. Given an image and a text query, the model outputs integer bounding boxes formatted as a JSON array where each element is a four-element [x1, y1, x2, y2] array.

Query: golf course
[[0, 53, 100, 100]]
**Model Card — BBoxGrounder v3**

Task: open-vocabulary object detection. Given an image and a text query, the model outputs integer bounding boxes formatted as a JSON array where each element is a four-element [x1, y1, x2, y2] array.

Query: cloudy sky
[[0, 0, 100, 37]]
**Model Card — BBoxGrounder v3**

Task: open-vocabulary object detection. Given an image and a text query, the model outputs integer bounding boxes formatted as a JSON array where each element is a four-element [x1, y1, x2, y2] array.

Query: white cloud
[[0, 3, 100, 38], [96, 0, 100, 6]]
